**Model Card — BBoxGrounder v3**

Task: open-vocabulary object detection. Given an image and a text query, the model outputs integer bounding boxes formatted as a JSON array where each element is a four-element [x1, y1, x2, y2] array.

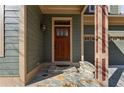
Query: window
[[89, 5, 95, 13], [56, 27, 69, 37], [0, 5, 4, 57], [54, 20, 70, 25], [109, 36, 124, 41], [119, 5, 124, 14], [109, 5, 124, 15], [108, 5, 119, 15], [84, 34, 94, 41]]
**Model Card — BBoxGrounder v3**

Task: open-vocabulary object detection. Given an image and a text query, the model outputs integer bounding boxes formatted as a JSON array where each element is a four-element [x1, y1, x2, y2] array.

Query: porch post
[[19, 5, 28, 84], [95, 5, 108, 86], [80, 6, 88, 62], [81, 10, 84, 61]]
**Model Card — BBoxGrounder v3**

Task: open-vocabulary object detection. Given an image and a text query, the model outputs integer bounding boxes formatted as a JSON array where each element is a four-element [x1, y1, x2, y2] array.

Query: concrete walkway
[[109, 65, 124, 87]]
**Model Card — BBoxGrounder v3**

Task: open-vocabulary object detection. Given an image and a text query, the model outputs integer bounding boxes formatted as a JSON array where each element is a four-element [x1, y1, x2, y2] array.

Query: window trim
[[0, 5, 4, 57]]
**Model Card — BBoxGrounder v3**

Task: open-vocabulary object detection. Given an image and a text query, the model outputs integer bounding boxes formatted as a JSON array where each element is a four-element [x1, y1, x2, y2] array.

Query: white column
[[19, 5, 28, 84], [81, 10, 84, 62]]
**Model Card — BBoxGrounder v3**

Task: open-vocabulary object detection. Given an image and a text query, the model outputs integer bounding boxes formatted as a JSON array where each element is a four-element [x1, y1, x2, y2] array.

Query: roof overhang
[[39, 5, 85, 14], [39, 6, 124, 25], [84, 15, 124, 25]]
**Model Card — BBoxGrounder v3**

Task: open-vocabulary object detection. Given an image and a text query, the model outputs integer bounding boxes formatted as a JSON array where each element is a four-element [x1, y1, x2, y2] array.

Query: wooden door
[[54, 27, 70, 61]]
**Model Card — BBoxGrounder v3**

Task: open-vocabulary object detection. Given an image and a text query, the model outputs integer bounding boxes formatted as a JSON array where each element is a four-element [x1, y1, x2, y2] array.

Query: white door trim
[[52, 17, 72, 63]]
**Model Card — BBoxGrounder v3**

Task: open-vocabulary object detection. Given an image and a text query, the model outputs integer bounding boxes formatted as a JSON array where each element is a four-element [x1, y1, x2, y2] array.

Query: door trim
[[52, 17, 72, 63]]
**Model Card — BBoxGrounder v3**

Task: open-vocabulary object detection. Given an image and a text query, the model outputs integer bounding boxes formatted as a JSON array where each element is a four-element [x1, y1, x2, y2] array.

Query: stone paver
[[27, 61, 102, 87], [27, 63, 124, 87]]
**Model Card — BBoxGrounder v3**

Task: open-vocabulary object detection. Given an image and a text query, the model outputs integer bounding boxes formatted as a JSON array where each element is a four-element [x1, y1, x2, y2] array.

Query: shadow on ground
[[26, 65, 75, 85], [109, 68, 123, 87]]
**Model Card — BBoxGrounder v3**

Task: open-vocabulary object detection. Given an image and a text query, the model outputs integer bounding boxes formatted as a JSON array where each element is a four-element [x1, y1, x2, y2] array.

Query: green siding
[[72, 15, 81, 62], [27, 6, 44, 72], [43, 14, 81, 62], [109, 25, 124, 31], [43, 15, 52, 62], [84, 25, 124, 65], [84, 25, 94, 34], [0, 5, 123, 77], [84, 25, 94, 65], [109, 41, 124, 65], [84, 41, 94, 65], [0, 5, 20, 76], [109, 26, 124, 65]]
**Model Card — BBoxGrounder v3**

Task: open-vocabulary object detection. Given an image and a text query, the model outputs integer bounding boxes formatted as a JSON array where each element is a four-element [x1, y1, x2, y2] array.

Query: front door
[[54, 27, 70, 61]]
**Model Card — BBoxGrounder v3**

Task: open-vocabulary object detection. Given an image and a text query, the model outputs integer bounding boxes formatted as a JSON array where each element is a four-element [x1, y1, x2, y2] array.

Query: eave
[[39, 5, 85, 14], [84, 15, 124, 25]]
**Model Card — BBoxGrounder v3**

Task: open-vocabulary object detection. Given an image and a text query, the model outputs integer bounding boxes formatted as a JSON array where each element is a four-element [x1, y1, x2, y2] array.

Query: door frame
[[52, 17, 72, 63]]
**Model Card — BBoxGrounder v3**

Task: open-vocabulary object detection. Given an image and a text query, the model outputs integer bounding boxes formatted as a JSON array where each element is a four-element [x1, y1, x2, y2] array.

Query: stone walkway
[[27, 64, 124, 87], [27, 62, 103, 87], [109, 66, 124, 87]]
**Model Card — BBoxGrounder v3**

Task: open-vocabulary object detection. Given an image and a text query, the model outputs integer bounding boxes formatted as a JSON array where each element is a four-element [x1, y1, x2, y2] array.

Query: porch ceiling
[[84, 15, 124, 25], [39, 5, 85, 14]]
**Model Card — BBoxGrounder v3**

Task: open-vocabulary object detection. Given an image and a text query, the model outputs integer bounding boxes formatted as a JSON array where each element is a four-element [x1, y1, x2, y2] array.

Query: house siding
[[43, 14, 81, 62], [0, 6, 20, 76], [84, 25, 94, 65], [0, 5, 123, 77], [84, 25, 124, 65], [109, 26, 124, 65], [27, 6, 44, 72]]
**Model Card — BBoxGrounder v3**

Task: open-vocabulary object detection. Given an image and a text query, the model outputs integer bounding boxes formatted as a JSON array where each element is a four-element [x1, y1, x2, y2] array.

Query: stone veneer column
[[95, 5, 108, 86]]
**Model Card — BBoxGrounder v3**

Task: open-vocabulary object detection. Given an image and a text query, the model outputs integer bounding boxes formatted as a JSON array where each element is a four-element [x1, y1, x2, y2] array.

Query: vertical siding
[[0, 6, 20, 76], [43, 14, 81, 62], [27, 6, 43, 72]]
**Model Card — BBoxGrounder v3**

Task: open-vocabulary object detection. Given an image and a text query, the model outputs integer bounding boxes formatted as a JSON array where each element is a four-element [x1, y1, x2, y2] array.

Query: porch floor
[[27, 64, 124, 87], [27, 63, 102, 87]]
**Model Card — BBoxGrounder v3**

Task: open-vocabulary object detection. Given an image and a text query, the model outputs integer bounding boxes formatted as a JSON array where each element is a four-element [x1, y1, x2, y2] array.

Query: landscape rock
[[63, 67, 78, 73], [28, 61, 102, 87], [78, 61, 95, 79], [79, 61, 95, 72], [79, 79, 102, 87]]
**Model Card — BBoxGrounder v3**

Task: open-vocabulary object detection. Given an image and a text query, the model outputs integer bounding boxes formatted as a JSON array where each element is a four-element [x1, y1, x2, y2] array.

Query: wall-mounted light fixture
[[41, 24, 46, 32]]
